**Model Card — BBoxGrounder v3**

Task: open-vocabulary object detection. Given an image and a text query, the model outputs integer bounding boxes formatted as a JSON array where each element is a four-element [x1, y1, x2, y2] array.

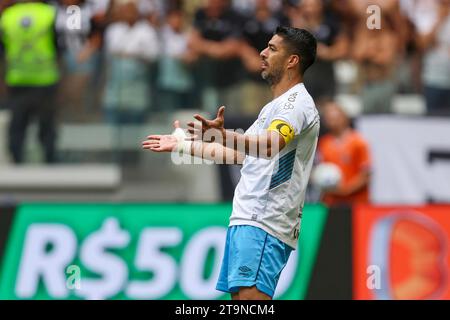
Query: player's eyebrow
[[268, 43, 277, 50]]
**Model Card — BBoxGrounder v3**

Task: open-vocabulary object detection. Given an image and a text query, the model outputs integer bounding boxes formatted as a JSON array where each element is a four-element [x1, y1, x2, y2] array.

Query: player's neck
[[271, 76, 303, 99]]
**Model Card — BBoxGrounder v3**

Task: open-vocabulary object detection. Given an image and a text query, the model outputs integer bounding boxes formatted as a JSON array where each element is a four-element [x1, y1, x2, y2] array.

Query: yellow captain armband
[[267, 120, 295, 145]]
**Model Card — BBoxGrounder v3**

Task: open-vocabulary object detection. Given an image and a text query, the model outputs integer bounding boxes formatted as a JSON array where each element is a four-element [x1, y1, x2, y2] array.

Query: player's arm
[[188, 107, 294, 159], [219, 120, 292, 159], [191, 141, 246, 164], [142, 121, 246, 164]]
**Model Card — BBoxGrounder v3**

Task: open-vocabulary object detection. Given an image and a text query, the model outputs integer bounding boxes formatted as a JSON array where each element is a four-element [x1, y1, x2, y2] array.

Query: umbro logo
[[239, 266, 252, 273], [238, 266, 253, 278]]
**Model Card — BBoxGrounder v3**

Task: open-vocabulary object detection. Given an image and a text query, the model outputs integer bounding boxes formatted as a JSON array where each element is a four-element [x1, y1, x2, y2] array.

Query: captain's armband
[[267, 120, 295, 145]]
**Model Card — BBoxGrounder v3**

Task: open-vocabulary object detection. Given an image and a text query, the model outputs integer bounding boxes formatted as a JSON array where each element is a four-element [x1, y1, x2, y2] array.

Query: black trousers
[[7, 85, 57, 163]]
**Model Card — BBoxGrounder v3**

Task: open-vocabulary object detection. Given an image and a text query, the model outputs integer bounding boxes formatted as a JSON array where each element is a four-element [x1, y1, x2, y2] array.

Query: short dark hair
[[275, 26, 317, 75]]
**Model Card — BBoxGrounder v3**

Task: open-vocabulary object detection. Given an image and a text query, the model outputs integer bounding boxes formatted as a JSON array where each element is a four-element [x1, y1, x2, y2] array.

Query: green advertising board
[[0, 203, 327, 300]]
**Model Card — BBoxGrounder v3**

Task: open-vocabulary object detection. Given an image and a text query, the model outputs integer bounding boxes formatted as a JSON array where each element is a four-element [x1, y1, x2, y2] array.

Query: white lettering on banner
[[357, 117, 450, 204], [16, 224, 77, 298], [76, 218, 130, 300], [180, 228, 226, 300], [126, 228, 182, 299], [14, 221, 298, 299]]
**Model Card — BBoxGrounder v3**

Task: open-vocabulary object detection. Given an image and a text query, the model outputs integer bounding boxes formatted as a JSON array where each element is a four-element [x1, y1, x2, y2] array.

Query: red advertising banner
[[353, 205, 450, 300]]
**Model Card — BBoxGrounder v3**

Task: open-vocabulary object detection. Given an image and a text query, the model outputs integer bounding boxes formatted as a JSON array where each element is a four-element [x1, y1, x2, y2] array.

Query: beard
[[261, 66, 283, 86]]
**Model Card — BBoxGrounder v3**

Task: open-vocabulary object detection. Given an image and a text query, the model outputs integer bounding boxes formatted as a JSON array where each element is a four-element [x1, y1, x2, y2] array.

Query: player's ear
[[287, 54, 300, 70]]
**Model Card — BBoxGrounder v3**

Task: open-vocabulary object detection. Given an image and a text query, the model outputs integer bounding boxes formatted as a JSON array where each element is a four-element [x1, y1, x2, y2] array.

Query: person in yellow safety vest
[[0, 0, 60, 163]]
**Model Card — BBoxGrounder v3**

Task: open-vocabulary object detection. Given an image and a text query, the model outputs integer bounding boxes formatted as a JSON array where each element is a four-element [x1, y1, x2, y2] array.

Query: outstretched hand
[[142, 121, 182, 153], [187, 106, 226, 142]]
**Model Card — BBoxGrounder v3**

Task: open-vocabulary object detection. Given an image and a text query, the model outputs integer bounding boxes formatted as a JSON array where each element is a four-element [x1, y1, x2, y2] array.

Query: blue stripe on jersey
[[269, 149, 296, 189], [270, 168, 293, 187], [269, 163, 295, 189]]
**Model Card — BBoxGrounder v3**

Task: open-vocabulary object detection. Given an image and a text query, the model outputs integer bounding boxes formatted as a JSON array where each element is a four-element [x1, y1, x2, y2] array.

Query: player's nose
[[260, 47, 268, 59]]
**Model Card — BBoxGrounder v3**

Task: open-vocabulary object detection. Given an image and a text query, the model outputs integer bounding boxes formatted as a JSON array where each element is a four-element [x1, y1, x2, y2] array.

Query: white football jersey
[[230, 83, 320, 249]]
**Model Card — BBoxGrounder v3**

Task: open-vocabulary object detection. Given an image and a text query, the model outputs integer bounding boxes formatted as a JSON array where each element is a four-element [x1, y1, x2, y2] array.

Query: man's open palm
[[142, 121, 181, 153]]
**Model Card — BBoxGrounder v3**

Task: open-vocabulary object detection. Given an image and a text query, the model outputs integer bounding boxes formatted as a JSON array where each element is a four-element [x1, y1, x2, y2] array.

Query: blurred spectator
[[55, 0, 102, 121], [238, 0, 290, 115], [351, 4, 400, 113], [134, 0, 164, 26], [0, 0, 60, 163], [0, 0, 15, 13], [102, 0, 159, 124], [182, 0, 206, 21], [348, 0, 408, 48], [281, 0, 299, 20], [87, 0, 110, 15], [401, 0, 450, 114], [137, 0, 164, 18], [232, 0, 282, 14], [88, 0, 163, 21], [318, 101, 371, 206], [85, 0, 111, 27], [289, 0, 349, 102], [190, 0, 245, 115], [327, 0, 353, 22], [0, 0, 12, 105], [156, 7, 197, 111], [232, 0, 257, 14]]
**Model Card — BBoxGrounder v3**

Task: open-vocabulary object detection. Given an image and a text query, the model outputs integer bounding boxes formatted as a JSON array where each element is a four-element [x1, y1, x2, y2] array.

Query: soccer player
[[142, 26, 319, 300]]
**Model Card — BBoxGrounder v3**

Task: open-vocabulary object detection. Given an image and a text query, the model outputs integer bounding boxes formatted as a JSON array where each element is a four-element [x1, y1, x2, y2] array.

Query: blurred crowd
[[0, 0, 449, 164]]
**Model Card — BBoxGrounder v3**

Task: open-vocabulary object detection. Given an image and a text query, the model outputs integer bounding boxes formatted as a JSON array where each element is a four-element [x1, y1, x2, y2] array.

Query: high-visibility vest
[[0, 2, 59, 86]]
